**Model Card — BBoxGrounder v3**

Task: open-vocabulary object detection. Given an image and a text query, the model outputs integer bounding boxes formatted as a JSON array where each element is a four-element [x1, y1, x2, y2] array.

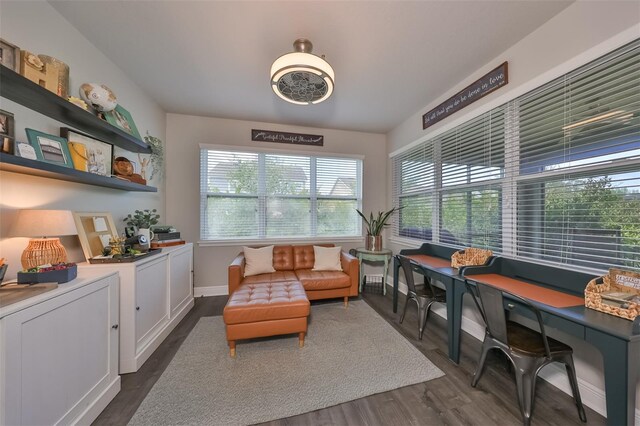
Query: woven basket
[[451, 248, 493, 269], [585, 269, 640, 321]]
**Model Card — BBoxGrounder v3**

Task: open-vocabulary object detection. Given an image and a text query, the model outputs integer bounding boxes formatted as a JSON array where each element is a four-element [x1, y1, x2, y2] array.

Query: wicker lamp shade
[[10, 210, 78, 269]]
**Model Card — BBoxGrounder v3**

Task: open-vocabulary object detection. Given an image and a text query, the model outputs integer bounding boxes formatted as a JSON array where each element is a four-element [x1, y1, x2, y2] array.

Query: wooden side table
[[356, 248, 393, 295]]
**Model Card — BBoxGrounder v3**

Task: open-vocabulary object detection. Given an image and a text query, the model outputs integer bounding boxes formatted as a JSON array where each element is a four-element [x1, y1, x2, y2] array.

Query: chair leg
[[344, 296, 349, 308], [399, 295, 413, 324], [563, 355, 587, 422], [513, 359, 538, 426], [299, 332, 305, 348], [228, 340, 236, 358], [471, 337, 492, 387], [418, 302, 428, 340]]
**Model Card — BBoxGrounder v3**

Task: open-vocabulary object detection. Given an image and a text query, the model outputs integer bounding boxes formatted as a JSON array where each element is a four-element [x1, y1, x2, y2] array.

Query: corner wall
[[0, 1, 166, 279], [165, 113, 387, 295], [386, 2, 640, 421]]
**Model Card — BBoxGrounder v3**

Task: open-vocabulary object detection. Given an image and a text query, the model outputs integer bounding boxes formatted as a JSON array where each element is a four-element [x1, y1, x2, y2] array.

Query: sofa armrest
[[228, 253, 245, 295], [341, 251, 360, 296]]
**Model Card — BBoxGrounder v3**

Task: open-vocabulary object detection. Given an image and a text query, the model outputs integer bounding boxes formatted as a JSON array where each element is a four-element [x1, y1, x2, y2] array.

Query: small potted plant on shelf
[[124, 209, 160, 242], [356, 207, 399, 251]]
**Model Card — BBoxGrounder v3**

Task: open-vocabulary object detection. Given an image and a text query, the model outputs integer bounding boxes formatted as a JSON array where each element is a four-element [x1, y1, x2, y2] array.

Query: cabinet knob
[[112, 324, 119, 329], [136, 306, 140, 311], [507, 303, 515, 309]]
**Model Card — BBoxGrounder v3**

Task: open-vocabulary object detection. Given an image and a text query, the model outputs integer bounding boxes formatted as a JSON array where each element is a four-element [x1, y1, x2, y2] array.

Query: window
[[200, 147, 362, 241], [392, 39, 640, 272]]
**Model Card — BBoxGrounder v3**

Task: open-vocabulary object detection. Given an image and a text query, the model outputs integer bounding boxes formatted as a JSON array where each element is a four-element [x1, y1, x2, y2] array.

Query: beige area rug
[[129, 300, 444, 426]]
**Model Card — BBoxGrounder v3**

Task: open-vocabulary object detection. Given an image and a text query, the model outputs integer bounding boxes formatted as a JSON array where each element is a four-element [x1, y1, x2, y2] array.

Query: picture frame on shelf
[[72, 211, 119, 261], [103, 104, 141, 139], [60, 127, 113, 176], [14, 141, 37, 160], [0, 38, 21, 72], [25, 128, 73, 168], [0, 109, 15, 154]]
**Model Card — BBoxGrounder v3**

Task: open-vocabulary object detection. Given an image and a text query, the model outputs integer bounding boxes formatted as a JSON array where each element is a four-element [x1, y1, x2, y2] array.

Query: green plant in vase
[[356, 207, 399, 251]]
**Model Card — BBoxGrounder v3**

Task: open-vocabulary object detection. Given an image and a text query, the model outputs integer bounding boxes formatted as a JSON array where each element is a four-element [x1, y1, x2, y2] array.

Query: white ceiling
[[50, 0, 573, 134]]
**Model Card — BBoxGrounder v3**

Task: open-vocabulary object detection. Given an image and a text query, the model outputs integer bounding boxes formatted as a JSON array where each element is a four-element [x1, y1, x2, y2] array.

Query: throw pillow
[[243, 245, 276, 277], [312, 245, 343, 271]]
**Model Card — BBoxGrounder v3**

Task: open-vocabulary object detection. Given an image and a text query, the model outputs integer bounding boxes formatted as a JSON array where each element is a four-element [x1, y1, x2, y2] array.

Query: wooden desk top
[[406, 254, 453, 269], [469, 273, 584, 308]]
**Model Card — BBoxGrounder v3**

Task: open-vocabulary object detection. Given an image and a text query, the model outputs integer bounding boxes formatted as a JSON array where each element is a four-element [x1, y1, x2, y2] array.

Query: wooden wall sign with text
[[251, 129, 324, 146], [422, 62, 508, 130]]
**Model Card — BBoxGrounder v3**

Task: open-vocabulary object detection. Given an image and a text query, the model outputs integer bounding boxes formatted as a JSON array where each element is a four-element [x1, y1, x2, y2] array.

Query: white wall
[[165, 113, 387, 295], [0, 1, 166, 279], [386, 2, 640, 422]]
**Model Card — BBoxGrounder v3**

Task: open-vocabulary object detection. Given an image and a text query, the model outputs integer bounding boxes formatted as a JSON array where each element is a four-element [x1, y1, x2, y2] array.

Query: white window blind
[[515, 40, 640, 271], [200, 148, 362, 241], [392, 141, 435, 240], [439, 108, 505, 251], [392, 38, 640, 272]]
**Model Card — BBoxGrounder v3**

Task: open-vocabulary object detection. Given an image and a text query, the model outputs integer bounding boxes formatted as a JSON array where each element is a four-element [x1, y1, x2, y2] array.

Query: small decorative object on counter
[[0, 258, 7, 282], [108, 236, 127, 256], [113, 156, 146, 184], [79, 83, 117, 112], [20, 50, 60, 94], [585, 268, 640, 321], [0, 38, 21, 72], [37, 55, 69, 97], [17, 262, 77, 284]]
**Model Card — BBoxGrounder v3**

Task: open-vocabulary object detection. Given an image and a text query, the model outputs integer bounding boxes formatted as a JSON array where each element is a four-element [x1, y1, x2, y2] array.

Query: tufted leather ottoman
[[223, 281, 310, 357]]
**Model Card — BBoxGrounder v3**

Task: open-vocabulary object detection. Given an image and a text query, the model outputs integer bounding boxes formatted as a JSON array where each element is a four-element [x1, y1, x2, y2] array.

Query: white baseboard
[[385, 277, 640, 424], [194, 285, 228, 297]]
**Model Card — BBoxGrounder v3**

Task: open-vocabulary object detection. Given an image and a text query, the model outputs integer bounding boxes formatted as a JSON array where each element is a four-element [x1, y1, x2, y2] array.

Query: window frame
[[199, 144, 364, 245]]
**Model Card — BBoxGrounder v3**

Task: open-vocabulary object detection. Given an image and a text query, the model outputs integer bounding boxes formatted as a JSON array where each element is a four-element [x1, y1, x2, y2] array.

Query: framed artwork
[[103, 105, 141, 139], [0, 109, 15, 154], [25, 128, 73, 168], [0, 38, 20, 72], [72, 211, 118, 260], [14, 141, 37, 160], [60, 127, 113, 176]]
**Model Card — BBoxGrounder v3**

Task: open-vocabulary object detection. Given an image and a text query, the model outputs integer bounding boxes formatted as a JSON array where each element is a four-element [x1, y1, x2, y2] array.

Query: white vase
[[137, 228, 155, 243]]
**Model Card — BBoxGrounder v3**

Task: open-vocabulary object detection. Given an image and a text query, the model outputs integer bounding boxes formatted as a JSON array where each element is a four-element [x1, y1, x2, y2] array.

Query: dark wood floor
[[94, 290, 606, 425]]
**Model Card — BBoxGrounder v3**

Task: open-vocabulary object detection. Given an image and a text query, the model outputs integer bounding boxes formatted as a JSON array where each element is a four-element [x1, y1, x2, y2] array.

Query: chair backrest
[[397, 255, 419, 294], [466, 280, 552, 356]]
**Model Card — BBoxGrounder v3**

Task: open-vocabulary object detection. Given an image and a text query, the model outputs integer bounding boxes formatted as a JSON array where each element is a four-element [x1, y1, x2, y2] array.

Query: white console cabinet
[[0, 270, 120, 426], [81, 243, 194, 373]]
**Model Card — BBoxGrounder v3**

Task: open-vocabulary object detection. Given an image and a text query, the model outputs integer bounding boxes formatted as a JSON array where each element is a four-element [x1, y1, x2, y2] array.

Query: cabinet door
[[135, 257, 169, 352], [0, 275, 119, 426], [170, 245, 193, 317]]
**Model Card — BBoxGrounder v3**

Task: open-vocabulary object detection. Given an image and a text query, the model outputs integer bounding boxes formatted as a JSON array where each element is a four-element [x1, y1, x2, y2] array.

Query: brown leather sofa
[[223, 244, 359, 357], [228, 244, 359, 304]]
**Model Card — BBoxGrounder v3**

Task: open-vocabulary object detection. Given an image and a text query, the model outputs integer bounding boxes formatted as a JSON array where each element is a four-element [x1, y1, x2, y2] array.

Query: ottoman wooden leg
[[299, 332, 305, 348], [228, 340, 236, 358]]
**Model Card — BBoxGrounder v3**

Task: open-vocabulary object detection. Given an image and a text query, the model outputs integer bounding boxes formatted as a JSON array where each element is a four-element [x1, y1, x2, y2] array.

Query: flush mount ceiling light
[[270, 38, 335, 105]]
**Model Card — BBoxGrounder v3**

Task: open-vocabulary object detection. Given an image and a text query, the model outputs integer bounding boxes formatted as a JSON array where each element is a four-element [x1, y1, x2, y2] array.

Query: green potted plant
[[356, 207, 399, 251], [124, 209, 160, 242]]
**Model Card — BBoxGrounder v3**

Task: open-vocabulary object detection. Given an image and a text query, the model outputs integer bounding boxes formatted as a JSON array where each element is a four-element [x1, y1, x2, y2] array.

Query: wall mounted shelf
[[0, 65, 151, 153], [0, 153, 157, 192]]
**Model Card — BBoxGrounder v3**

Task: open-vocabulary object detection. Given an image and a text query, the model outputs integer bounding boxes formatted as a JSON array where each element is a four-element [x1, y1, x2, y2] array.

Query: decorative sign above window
[[422, 62, 508, 130], [251, 129, 324, 146]]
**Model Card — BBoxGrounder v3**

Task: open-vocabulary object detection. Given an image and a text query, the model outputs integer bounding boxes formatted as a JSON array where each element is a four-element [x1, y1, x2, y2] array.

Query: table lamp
[[10, 209, 78, 269]]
